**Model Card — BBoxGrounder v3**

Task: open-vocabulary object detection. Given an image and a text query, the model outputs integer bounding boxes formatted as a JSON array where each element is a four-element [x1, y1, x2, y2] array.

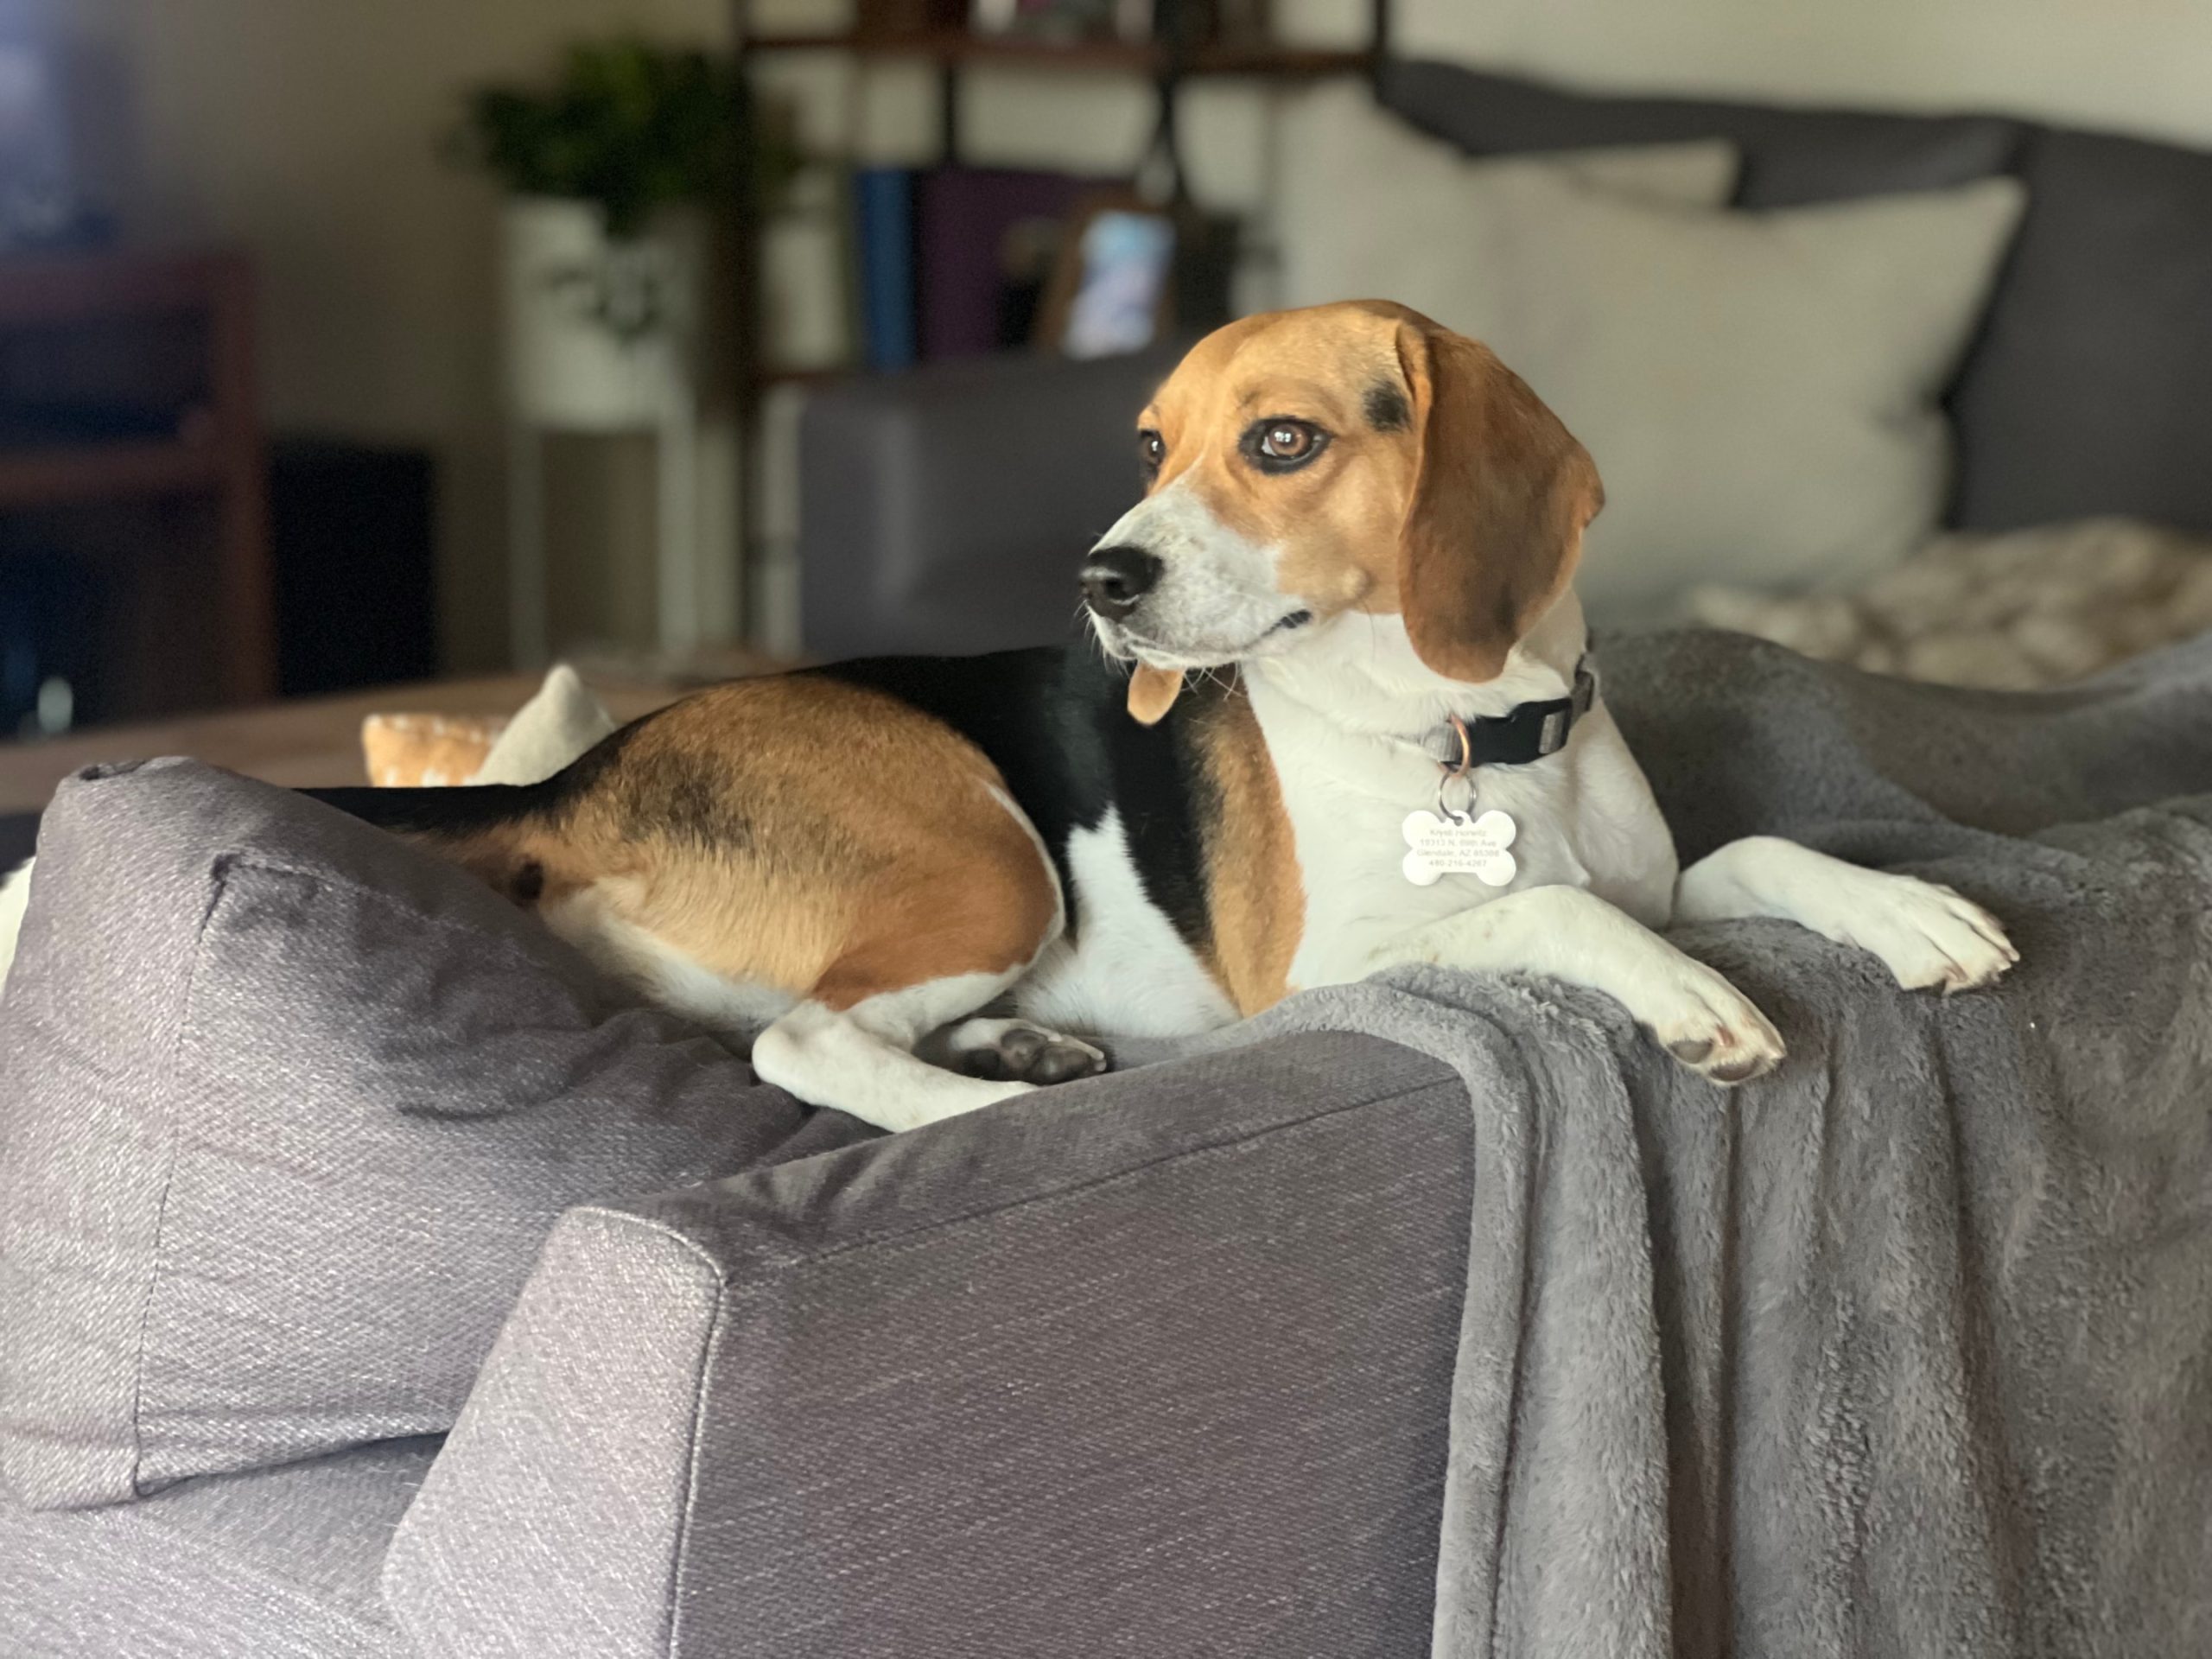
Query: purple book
[[915, 167, 1123, 359]]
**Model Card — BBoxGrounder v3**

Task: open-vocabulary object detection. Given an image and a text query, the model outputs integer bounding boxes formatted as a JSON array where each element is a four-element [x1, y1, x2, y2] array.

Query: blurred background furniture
[[0, 248, 275, 723], [797, 58, 2212, 660], [732, 2, 1394, 652]]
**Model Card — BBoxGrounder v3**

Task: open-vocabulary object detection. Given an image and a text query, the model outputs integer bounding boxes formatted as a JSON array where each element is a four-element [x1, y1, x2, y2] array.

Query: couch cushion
[[1378, 58, 2024, 208], [0, 759, 867, 1511], [798, 345, 1183, 659], [1948, 124, 2212, 537], [0, 1438, 431, 1657]]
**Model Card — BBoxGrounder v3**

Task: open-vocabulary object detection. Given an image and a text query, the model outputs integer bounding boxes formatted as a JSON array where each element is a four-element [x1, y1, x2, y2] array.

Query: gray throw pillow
[[0, 760, 861, 1511]]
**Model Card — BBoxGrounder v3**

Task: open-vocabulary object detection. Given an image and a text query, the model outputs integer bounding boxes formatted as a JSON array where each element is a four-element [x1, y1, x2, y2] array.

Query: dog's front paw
[[1641, 963, 1786, 1086], [1837, 874, 2018, 995]]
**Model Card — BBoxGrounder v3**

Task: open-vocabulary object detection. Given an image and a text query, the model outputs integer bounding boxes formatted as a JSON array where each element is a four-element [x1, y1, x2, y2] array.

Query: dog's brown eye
[[1242, 417, 1328, 474], [1139, 429, 1166, 472]]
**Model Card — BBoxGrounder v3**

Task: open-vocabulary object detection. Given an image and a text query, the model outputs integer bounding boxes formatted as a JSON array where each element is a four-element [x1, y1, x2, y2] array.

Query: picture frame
[[1031, 192, 1179, 359]]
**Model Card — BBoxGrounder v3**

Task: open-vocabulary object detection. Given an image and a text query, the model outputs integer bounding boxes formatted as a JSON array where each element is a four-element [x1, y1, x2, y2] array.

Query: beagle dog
[[325, 302, 2016, 1131]]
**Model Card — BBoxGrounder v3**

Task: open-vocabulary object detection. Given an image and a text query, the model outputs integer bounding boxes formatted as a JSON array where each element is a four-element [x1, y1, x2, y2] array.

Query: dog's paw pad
[[957, 1022, 1109, 1086], [1643, 968, 1785, 1089]]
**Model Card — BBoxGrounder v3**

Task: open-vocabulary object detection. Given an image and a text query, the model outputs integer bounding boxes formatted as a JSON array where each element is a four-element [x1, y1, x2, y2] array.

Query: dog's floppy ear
[[1393, 320, 1602, 683]]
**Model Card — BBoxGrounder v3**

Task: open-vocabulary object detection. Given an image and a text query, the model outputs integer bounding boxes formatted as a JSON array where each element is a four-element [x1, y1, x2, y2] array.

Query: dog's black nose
[[1081, 546, 1163, 620]]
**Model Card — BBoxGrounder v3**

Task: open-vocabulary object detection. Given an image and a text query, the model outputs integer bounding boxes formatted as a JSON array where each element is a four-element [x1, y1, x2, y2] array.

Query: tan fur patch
[[448, 677, 1061, 1011], [1135, 303, 1421, 622]]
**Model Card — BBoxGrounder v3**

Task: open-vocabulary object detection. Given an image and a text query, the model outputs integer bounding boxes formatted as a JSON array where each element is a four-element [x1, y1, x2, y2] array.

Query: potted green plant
[[451, 39, 766, 429]]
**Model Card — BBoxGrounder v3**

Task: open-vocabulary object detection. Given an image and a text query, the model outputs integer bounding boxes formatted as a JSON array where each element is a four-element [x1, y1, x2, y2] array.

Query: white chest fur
[[1247, 607, 1680, 992]]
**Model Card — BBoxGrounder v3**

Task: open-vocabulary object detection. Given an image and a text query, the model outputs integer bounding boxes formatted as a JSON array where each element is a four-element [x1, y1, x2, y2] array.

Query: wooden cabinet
[[0, 249, 276, 720]]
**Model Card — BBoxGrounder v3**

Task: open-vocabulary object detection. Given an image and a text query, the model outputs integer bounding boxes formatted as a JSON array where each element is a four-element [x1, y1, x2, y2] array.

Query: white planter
[[500, 196, 704, 431]]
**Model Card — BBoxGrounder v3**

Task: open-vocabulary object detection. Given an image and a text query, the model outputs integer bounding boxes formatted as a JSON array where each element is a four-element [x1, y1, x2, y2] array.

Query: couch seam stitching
[[122, 855, 233, 1502], [651, 1220, 730, 1659]]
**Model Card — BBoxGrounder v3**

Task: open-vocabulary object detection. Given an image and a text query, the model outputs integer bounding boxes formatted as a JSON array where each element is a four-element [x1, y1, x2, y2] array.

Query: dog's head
[[1083, 301, 1603, 722]]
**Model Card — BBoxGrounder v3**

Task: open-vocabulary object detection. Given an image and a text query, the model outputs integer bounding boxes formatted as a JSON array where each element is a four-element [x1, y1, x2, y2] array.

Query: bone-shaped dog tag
[[1402, 808, 1518, 887]]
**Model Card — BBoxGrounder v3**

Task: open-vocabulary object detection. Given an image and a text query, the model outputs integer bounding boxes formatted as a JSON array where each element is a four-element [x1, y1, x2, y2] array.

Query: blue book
[[854, 168, 918, 372]]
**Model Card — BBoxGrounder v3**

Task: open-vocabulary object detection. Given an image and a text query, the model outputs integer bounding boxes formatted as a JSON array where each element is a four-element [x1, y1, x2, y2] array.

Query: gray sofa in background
[[798, 58, 2212, 662]]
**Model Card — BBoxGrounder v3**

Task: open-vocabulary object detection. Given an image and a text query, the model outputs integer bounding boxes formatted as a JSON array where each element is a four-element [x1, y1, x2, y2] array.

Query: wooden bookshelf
[[0, 249, 275, 707], [0, 435, 223, 512], [728, 3, 1393, 636], [745, 30, 1376, 79]]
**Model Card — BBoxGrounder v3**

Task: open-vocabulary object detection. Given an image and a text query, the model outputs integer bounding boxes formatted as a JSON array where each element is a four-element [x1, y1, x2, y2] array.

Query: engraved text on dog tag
[[1402, 808, 1518, 887]]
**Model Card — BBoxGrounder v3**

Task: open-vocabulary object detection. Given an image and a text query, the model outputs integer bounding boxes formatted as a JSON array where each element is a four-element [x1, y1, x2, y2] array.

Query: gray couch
[[799, 58, 2212, 662]]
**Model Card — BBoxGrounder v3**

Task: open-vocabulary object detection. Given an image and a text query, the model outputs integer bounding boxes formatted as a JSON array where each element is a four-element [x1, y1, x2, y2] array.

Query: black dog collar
[[1424, 660, 1597, 772]]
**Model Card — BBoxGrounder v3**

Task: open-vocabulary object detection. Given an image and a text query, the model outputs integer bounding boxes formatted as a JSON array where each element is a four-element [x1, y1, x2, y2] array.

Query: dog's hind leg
[[754, 972, 1046, 1132], [751, 794, 1082, 1131]]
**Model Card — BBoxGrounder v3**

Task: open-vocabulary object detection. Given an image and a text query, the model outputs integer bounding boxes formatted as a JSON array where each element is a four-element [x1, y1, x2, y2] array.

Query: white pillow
[[1278, 89, 2026, 616], [1281, 86, 1741, 315]]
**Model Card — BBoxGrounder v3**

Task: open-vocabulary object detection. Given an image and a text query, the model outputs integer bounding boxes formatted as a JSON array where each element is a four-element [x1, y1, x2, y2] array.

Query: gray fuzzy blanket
[[1214, 629, 2212, 1658]]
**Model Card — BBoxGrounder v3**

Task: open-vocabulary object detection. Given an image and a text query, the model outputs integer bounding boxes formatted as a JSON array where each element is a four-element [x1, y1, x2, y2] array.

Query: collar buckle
[[1429, 658, 1596, 776]]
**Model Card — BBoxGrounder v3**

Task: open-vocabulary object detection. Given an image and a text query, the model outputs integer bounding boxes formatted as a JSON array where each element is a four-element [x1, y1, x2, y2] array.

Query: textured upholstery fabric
[[0, 1438, 429, 1656], [0, 759, 864, 1511], [385, 1030, 1471, 1659], [1376, 58, 2024, 209]]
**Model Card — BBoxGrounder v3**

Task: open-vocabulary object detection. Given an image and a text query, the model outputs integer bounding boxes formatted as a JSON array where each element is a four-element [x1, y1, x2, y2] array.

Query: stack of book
[[766, 163, 1123, 375]]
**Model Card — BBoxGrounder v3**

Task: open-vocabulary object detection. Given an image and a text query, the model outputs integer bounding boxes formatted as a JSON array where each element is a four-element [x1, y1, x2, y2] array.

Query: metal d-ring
[[1435, 715, 1476, 823]]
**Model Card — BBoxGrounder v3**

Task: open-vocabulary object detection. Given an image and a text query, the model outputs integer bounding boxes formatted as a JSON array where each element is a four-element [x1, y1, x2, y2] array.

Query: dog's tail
[[304, 780, 572, 904]]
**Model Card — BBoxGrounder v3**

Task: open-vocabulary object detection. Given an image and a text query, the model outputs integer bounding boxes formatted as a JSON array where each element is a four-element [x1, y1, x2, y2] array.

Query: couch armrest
[[382, 1030, 1471, 1659], [798, 346, 1182, 660]]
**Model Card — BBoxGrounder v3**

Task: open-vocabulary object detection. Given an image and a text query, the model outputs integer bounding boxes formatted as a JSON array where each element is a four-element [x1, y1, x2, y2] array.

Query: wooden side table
[[0, 249, 276, 708]]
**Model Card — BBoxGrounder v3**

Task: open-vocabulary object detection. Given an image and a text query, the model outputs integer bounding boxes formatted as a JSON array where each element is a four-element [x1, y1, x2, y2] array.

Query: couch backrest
[[1380, 60, 2212, 540]]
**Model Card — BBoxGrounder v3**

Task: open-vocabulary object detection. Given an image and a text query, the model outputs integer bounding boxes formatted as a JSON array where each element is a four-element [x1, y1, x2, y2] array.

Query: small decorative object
[[973, 0, 1122, 41], [1040, 197, 1177, 358], [1033, 190, 1236, 359], [451, 39, 764, 417], [858, 0, 969, 37], [451, 40, 783, 664]]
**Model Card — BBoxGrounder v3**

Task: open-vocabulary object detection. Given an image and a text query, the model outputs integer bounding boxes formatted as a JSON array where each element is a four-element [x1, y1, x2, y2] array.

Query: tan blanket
[[1687, 517, 2212, 689]]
